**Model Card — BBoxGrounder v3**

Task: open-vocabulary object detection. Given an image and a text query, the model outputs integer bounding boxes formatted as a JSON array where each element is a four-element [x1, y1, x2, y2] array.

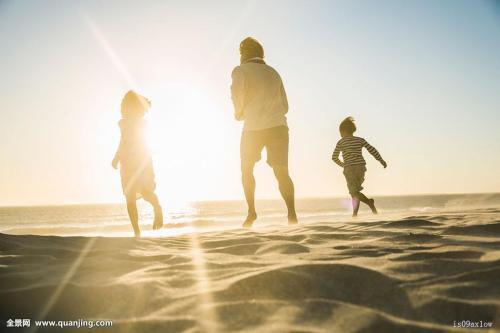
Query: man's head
[[239, 37, 264, 63], [339, 117, 356, 137]]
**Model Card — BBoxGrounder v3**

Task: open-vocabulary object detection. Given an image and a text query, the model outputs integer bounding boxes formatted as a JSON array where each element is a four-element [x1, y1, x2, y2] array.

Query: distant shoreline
[[1, 192, 499, 209]]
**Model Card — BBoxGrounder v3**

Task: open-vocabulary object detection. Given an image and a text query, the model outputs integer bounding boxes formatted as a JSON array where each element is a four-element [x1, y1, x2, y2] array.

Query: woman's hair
[[120, 90, 151, 118], [240, 37, 264, 63], [339, 116, 356, 135]]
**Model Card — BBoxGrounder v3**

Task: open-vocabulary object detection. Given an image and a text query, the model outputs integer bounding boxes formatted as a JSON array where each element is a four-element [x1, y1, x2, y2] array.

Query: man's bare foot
[[288, 214, 298, 225], [242, 213, 257, 228], [368, 199, 378, 214], [153, 208, 164, 230]]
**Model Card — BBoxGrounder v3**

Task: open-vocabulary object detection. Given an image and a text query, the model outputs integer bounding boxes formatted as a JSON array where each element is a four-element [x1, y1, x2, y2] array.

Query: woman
[[112, 90, 163, 237]]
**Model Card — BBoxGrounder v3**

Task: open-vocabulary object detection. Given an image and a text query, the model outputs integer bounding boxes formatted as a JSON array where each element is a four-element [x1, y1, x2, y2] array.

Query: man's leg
[[267, 127, 297, 224], [272, 165, 298, 224], [241, 161, 257, 227], [125, 194, 141, 237], [240, 129, 263, 228]]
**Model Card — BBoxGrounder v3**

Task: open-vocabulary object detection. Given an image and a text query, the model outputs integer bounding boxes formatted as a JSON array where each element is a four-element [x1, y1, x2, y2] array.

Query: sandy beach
[[1, 207, 499, 332], [1, 0, 499, 331]]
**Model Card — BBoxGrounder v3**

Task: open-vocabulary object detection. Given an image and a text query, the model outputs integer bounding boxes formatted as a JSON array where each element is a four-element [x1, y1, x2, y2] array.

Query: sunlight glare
[[189, 232, 218, 333], [143, 80, 235, 204]]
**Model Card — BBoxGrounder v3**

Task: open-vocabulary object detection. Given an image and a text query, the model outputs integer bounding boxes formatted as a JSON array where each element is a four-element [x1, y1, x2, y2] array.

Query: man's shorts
[[343, 164, 366, 195], [240, 126, 289, 168]]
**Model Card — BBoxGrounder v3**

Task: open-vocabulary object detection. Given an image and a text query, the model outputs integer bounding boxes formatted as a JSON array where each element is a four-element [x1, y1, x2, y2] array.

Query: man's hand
[[380, 160, 387, 168], [111, 158, 119, 169], [234, 111, 244, 121]]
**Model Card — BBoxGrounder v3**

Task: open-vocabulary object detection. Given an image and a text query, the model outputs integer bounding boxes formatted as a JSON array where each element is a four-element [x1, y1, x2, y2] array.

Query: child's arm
[[331, 142, 344, 167], [363, 140, 387, 168]]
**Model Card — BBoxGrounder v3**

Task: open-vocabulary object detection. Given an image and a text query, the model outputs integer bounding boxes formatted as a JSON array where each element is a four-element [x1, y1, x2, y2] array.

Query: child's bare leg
[[351, 195, 360, 217], [369, 199, 378, 214], [357, 192, 378, 214], [143, 191, 163, 230], [126, 195, 141, 237]]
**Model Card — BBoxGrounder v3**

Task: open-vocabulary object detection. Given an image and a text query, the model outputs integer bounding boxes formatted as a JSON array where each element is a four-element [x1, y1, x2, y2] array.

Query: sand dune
[[1, 208, 499, 332]]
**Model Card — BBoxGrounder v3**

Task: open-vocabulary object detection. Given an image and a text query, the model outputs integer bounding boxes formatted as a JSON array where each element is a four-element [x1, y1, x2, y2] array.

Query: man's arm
[[280, 80, 289, 114], [332, 142, 344, 167], [363, 140, 387, 168], [231, 67, 245, 121]]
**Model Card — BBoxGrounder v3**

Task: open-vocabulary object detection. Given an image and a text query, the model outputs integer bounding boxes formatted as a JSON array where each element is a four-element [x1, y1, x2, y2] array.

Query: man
[[231, 37, 298, 227]]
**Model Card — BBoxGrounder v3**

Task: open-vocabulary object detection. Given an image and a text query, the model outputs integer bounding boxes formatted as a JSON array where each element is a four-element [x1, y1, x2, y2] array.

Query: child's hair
[[339, 116, 356, 135], [120, 90, 151, 118]]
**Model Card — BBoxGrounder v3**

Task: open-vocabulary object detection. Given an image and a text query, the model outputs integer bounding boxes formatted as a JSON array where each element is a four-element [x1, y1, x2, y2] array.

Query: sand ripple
[[1, 209, 499, 332]]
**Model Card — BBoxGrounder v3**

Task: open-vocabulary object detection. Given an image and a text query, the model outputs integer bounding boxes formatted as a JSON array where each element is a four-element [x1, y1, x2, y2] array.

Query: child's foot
[[288, 213, 298, 225], [352, 212, 358, 217], [153, 208, 164, 230], [242, 213, 257, 228], [368, 199, 378, 214]]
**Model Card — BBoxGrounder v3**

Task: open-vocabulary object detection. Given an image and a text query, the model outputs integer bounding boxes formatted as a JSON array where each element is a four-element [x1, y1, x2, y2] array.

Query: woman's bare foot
[[242, 212, 257, 228], [368, 199, 378, 214], [153, 207, 164, 230]]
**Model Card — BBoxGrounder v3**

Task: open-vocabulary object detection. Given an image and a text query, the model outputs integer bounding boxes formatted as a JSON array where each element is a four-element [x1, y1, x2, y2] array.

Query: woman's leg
[[126, 194, 141, 237], [143, 191, 163, 230]]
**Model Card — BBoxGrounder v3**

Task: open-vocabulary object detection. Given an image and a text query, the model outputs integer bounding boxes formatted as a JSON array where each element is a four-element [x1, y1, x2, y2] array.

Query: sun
[[141, 80, 238, 208]]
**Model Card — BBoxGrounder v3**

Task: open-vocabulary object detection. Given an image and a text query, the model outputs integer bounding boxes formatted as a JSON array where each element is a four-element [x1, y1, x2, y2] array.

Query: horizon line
[[1, 191, 499, 209]]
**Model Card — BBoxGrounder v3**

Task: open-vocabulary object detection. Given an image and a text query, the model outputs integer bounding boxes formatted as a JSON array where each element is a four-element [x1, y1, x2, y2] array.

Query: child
[[332, 117, 387, 217], [112, 90, 163, 237]]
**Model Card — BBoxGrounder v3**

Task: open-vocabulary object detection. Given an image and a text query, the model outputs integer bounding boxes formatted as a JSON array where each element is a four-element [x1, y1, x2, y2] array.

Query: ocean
[[1, 193, 500, 331], [1, 193, 499, 237]]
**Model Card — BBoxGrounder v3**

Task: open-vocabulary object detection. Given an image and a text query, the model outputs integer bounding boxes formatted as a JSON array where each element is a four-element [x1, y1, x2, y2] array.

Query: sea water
[[1, 193, 499, 237]]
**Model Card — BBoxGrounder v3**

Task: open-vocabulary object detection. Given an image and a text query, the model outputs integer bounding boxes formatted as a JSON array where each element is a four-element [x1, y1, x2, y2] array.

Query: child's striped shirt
[[332, 136, 383, 167]]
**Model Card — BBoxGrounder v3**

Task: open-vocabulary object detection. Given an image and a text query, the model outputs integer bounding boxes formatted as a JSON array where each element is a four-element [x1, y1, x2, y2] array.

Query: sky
[[0, 0, 499, 206]]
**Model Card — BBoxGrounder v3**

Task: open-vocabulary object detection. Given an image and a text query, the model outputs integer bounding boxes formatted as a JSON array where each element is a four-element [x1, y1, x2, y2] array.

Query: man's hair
[[339, 117, 356, 135], [240, 37, 264, 62], [120, 90, 151, 118]]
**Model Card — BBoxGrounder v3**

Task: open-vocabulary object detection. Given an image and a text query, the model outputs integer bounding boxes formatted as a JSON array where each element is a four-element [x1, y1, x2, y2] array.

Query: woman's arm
[[112, 124, 125, 169], [111, 141, 122, 169]]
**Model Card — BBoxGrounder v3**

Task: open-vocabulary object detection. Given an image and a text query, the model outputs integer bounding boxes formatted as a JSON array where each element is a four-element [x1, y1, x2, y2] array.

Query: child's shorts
[[343, 164, 366, 195]]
